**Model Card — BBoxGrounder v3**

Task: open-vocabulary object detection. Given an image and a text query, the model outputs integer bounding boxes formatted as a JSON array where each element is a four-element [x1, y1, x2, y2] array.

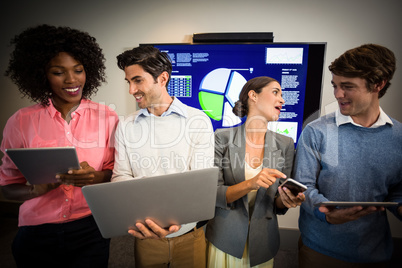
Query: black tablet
[[314, 201, 399, 207], [5, 147, 80, 184]]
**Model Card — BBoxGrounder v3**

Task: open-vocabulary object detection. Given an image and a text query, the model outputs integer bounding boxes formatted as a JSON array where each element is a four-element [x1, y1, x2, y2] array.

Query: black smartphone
[[279, 178, 307, 196]]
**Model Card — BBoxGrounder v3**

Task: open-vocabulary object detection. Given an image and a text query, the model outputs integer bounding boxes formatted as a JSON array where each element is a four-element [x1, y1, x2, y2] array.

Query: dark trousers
[[12, 215, 110, 268], [298, 237, 388, 268]]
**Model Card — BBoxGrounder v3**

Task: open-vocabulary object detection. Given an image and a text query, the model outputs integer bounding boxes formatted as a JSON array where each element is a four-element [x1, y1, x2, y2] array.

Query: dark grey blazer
[[205, 124, 295, 267]]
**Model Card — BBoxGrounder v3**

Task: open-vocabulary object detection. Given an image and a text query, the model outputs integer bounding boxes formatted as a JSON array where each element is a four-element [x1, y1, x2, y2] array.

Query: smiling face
[[332, 74, 381, 126], [250, 81, 284, 122], [124, 64, 172, 115], [46, 52, 86, 112]]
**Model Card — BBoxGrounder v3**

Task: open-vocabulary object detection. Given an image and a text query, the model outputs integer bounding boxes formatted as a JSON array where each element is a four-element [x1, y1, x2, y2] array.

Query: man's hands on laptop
[[128, 219, 181, 239]]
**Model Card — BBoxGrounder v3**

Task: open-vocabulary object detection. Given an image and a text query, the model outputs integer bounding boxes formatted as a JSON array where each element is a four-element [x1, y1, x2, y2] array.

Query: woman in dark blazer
[[206, 76, 305, 267]]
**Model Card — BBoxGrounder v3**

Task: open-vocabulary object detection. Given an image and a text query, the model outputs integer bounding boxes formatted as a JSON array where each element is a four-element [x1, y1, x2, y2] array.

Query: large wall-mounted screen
[[142, 43, 326, 146]]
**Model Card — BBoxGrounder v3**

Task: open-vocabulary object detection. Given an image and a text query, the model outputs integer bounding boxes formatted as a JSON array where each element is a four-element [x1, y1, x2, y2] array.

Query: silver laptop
[[82, 167, 219, 238], [5, 147, 80, 184]]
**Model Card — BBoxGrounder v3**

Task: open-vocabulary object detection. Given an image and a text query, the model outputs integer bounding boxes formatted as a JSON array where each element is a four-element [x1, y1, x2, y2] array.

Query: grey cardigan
[[205, 124, 295, 267]]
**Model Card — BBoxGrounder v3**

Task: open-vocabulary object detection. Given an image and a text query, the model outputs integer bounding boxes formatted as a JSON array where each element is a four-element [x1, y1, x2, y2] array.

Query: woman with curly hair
[[0, 24, 118, 267]]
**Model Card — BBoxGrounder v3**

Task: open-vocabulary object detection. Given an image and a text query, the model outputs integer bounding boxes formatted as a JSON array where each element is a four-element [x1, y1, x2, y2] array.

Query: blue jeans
[[12, 215, 110, 268]]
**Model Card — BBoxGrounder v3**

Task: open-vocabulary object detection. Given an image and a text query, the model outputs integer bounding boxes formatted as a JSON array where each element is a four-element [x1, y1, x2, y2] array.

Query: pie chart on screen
[[198, 68, 247, 127]]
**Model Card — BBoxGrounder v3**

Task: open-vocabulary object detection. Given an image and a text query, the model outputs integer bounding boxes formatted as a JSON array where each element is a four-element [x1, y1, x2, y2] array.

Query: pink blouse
[[0, 99, 118, 226]]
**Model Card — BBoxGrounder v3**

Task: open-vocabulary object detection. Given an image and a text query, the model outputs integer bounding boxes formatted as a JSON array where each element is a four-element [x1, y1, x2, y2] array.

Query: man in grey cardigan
[[294, 44, 402, 267]]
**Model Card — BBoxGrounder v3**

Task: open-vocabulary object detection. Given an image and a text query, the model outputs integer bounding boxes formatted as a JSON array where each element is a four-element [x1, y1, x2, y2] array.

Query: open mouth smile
[[64, 86, 80, 93], [63, 86, 81, 95], [134, 94, 144, 101]]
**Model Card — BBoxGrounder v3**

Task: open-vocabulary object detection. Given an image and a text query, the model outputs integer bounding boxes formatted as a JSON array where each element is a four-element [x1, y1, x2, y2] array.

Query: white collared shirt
[[335, 107, 393, 128], [134, 97, 188, 121], [112, 97, 214, 237]]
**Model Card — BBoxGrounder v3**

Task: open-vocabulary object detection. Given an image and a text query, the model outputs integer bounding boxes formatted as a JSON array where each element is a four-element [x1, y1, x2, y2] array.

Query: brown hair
[[116, 46, 172, 85], [233, 76, 279, 118], [329, 44, 395, 98]]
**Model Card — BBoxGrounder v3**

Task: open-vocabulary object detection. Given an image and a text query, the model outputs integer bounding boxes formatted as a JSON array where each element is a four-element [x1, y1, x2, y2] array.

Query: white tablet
[[82, 167, 219, 238], [5, 147, 80, 185], [314, 201, 399, 207]]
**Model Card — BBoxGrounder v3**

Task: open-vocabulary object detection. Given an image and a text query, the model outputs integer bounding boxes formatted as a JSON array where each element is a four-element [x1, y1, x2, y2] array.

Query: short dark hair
[[116, 46, 172, 85], [5, 24, 106, 106], [329, 44, 396, 98], [233, 76, 279, 118]]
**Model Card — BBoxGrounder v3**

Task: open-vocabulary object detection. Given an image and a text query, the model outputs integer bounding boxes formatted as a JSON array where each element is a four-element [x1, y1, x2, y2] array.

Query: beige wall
[[0, 0, 401, 235]]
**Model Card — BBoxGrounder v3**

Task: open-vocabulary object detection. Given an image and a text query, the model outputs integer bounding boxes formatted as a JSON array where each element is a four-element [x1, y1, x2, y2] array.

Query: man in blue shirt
[[294, 44, 402, 267]]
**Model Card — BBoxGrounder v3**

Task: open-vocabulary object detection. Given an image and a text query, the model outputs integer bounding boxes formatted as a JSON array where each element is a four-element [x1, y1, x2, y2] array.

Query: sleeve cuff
[[314, 207, 330, 224]]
